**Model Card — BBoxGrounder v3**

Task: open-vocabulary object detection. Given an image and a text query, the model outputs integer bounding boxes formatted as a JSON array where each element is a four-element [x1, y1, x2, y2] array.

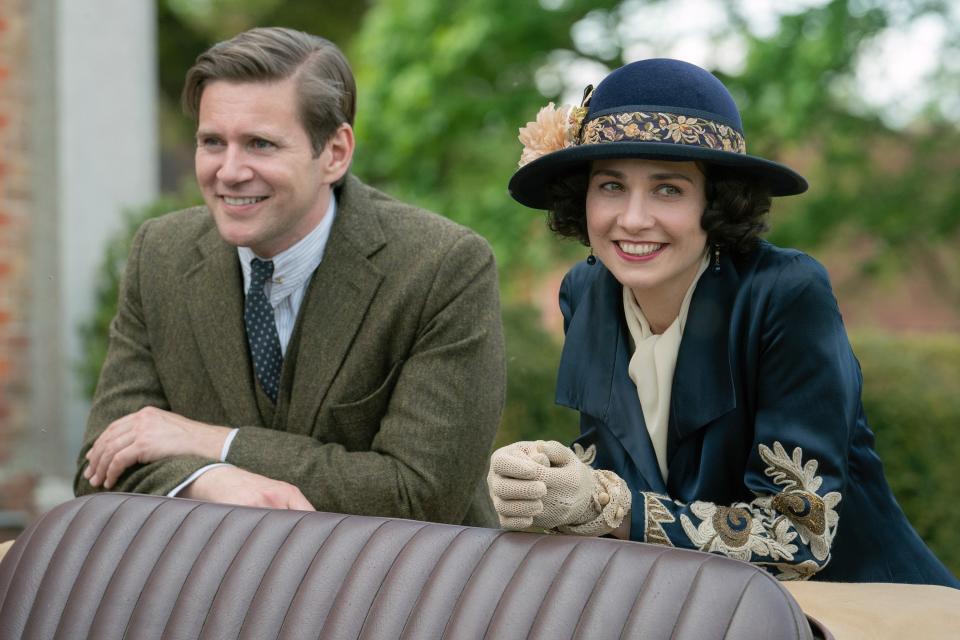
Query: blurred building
[[0, 0, 158, 536]]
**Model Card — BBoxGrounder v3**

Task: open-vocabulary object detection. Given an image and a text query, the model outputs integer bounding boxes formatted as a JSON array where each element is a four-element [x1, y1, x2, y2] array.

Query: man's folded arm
[[74, 220, 218, 497]]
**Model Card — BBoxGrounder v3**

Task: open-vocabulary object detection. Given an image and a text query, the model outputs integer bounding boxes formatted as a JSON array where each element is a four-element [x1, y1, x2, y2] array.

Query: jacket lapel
[[284, 178, 386, 434], [185, 225, 263, 427], [556, 266, 667, 493], [668, 251, 738, 451]]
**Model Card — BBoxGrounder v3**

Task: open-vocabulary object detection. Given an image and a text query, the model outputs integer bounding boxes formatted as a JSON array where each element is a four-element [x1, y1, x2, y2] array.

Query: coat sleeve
[[223, 231, 507, 524], [74, 219, 217, 497], [629, 255, 855, 580]]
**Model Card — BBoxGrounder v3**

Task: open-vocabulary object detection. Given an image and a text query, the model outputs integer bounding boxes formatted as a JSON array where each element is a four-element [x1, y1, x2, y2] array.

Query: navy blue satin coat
[[558, 241, 958, 586]]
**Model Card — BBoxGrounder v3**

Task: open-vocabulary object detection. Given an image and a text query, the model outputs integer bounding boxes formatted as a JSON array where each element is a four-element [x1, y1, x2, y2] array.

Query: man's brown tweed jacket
[[75, 175, 506, 527]]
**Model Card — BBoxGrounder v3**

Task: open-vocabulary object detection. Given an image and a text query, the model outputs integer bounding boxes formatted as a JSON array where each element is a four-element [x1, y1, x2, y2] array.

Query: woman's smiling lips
[[614, 240, 666, 261]]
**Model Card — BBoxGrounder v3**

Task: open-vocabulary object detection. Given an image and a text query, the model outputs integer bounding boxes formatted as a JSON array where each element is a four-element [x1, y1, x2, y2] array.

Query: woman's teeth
[[618, 241, 663, 256]]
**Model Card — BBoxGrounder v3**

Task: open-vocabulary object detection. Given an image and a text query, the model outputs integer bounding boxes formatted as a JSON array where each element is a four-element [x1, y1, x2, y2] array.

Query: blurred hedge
[[850, 331, 960, 576], [78, 192, 199, 398], [496, 303, 578, 449]]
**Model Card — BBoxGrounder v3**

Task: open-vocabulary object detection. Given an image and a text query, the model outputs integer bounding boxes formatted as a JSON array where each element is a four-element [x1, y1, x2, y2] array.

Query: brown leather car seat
[[0, 493, 829, 639]]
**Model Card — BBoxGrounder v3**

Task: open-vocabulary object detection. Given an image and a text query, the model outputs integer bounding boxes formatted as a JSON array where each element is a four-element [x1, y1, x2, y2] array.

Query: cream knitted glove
[[487, 440, 631, 536], [487, 441, 550, 530]]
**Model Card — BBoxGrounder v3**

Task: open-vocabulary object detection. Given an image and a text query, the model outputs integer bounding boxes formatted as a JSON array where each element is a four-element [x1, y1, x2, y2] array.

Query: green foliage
[[159, 0, 372, 102], [77, 192, 200, 399], [496, 303, 579, 449], [157, 1, 212, 110], [720, 0, 960, 276], [349, 0, 621, 277], [851, 331, 960, 575]]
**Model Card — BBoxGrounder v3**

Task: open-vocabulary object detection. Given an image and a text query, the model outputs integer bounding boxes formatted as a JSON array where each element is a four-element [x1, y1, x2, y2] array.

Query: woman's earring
[[586, 248, 596, 265], [713, 244, 721, 274]]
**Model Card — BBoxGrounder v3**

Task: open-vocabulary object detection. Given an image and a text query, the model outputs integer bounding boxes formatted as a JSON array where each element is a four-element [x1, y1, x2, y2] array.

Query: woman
[[489, 58, 959, 586]]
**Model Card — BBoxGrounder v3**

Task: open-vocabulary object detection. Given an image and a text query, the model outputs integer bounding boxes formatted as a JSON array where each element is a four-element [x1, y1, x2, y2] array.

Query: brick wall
[[0, 0, 36, 527]]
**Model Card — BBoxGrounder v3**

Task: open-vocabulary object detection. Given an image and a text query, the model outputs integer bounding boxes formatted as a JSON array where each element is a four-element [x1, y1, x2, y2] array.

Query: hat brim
[[508, 142, 808, 210]]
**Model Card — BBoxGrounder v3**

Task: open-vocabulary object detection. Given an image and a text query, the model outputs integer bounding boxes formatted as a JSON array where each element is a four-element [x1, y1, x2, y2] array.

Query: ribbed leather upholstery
[[0, 493, 827, 639]]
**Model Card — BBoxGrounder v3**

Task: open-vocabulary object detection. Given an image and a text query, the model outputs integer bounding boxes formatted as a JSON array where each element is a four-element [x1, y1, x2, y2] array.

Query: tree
[[349, 0, 625, 278], [719, 0, 960, 301]]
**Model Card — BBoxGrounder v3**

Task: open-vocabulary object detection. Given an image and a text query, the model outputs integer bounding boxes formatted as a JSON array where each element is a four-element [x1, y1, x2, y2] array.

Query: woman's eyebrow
[[589, 169, 697, 184], [590, 168, 626, 179], [648, 172, 696, 184]]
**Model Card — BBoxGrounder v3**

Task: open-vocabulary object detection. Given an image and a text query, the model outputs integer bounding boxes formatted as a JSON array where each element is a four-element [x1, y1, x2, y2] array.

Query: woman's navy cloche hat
[[508, 58, 808, 209]]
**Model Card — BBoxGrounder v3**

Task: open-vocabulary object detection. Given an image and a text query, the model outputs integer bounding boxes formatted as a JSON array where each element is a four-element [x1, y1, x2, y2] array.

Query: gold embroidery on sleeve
[[673, 442, 841, 579], [755, 442, 842, 562], [680, 500, 799, 562], [643, 493, 676, 546]]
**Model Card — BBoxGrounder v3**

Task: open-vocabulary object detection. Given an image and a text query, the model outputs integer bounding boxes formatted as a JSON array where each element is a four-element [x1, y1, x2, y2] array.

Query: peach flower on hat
[[518, 103, 587, 167]]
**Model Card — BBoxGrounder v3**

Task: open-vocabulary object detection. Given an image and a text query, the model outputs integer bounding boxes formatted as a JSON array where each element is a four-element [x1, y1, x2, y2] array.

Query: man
[[73, 27, 505, 527]]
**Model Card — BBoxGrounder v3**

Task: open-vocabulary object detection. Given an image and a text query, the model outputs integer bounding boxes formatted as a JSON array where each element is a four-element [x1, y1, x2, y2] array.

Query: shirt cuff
[[220, 428, 239, 461], [167, 463, 232, 497]]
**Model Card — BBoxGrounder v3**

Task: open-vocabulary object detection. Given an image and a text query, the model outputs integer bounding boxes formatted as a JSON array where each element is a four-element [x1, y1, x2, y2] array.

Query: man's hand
[[181, 466, 315, 510], [83, 406, 231, 489]]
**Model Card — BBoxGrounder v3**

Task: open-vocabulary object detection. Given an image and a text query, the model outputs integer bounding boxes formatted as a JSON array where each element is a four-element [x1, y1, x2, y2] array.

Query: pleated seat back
[[0, 493, 827, 639]]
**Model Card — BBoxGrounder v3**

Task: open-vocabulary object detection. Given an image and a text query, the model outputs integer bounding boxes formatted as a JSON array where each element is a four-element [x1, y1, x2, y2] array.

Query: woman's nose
[[618, 194, 654, 231]]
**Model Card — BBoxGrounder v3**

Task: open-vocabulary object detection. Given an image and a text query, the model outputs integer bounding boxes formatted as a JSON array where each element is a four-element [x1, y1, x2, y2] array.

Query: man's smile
[[221, 195, 268, 206]]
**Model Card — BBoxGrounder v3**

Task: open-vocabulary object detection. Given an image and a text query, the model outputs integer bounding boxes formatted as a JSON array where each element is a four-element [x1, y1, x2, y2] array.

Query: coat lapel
[[556, 266, 668, 493], [284, 178, 386, 434], [185, 225, 263, 427], [668, 251, 738, 451]]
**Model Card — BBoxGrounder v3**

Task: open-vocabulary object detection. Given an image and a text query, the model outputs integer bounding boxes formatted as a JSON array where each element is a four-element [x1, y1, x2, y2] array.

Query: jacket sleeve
[[74, 219, 217, 497], [629, 255, 855, 580], [223, 231, 506, 524]]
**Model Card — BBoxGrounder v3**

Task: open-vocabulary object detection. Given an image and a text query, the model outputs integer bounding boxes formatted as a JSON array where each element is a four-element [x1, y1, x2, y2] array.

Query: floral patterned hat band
[[518, 100, 747, 168], [508, 58, 807, 210]]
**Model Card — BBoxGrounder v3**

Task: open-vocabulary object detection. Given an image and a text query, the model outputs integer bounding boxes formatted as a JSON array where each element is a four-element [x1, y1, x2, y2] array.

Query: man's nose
[[216, 146, 254, 184]]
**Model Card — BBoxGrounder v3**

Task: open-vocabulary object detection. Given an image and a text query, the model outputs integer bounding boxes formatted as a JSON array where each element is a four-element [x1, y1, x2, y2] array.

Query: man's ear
[[320, 123, 355, 185]]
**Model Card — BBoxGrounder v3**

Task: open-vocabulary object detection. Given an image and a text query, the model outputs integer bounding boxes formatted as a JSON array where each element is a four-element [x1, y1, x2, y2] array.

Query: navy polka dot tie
[[244, 258, 283, 403]]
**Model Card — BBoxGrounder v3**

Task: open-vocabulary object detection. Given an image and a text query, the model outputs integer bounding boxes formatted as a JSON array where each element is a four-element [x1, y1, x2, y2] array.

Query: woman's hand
[[487, 440, 631, 536], [486, 441, 549, 529]]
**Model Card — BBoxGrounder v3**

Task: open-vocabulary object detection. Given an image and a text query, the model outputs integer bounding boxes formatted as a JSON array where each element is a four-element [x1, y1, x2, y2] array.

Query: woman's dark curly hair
[[545, 163, 772, 253]]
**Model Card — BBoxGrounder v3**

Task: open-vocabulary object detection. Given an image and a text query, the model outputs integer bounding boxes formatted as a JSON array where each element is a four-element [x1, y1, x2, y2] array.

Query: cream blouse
[[623, 254, 709, 482]]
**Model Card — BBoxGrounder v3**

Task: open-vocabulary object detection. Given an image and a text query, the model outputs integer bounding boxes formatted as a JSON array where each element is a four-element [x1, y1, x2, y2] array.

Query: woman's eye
[[598, 181, 624, 192], [656, 184, 682, 196]]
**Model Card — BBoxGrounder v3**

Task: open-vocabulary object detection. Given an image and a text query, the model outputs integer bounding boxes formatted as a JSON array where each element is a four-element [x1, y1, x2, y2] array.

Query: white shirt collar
[[238, 194, 337, 304]]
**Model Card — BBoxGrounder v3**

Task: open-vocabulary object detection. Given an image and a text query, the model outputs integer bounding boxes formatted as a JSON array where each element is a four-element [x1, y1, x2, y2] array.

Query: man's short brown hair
[[182, 27, 356, 157]]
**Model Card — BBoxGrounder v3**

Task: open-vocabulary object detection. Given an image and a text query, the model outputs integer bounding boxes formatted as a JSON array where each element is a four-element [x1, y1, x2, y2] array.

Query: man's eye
[[250, 139, 276, 150], [199, 137, 223, 148]]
